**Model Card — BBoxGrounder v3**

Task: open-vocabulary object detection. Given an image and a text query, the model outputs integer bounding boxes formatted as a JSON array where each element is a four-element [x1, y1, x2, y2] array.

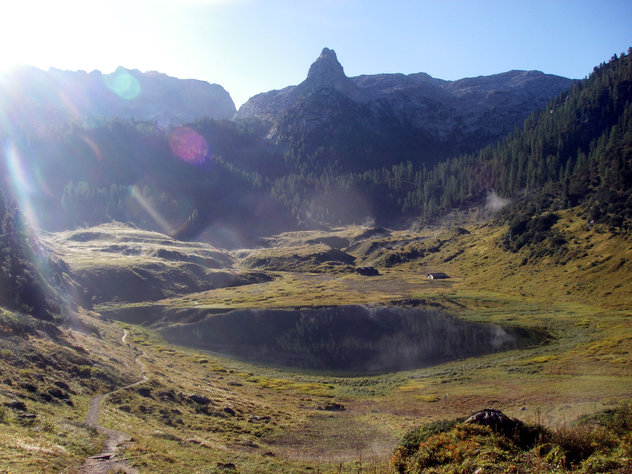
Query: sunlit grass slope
[[0, 308, 140, 472], [1, 210, 630, 472], [45, 222, 271, 305]]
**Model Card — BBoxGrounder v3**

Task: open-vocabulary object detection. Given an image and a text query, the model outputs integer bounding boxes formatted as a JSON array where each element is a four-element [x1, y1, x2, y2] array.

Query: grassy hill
[[2, 212, 627, 471], [44, 222, 272, 306]]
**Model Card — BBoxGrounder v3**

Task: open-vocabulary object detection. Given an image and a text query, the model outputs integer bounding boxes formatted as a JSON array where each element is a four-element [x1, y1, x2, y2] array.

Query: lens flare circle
[[104, 69, 140, 100], [169, 127, 208, 164]]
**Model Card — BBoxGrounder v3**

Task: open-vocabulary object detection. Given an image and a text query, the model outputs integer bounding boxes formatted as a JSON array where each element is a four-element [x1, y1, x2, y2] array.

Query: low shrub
[[389, 405, 632, 473]]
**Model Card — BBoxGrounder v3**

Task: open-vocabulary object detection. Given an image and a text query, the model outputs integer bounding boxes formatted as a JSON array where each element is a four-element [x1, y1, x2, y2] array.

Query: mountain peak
[[318, 47, 337, 60], [306, 47, 347, 85]]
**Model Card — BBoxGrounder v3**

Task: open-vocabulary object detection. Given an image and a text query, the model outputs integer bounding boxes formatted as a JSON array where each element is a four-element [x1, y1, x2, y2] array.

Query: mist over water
[[161, 305, 544, 374]]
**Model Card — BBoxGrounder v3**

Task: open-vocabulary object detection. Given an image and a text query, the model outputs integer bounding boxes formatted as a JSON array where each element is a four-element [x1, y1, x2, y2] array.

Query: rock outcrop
[[236, 48, 573, 171], [465, 408, 524, 437]]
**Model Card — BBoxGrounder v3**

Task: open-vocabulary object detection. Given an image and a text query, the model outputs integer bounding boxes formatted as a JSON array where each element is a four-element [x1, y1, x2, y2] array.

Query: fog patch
[[361, 216, 376, 228], [486, 191, 512, 214]]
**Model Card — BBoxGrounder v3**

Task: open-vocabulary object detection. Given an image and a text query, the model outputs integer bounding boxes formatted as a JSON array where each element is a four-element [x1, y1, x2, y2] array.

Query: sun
[[0, 2, 53, 73], [0, 36, 22, 74], [0, 0, 123, 75]]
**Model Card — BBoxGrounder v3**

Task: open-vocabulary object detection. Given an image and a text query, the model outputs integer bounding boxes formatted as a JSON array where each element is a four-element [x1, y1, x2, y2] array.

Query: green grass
[[0, 212, 629, 471], [0, 308, 138, 472]]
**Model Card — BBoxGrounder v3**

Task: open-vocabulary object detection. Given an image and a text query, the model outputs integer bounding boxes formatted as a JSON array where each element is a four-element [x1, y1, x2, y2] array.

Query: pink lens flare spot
[[169, 127, 208, 164]]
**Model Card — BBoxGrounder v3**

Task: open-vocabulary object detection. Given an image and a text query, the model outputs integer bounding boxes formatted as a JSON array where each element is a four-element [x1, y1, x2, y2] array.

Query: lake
[[159, 305, 545, 373]]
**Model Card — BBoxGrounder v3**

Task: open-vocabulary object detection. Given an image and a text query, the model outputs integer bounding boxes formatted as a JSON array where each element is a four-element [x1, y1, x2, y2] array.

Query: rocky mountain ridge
[[236, 48, 574, 169], [0, 65, 236, 133]]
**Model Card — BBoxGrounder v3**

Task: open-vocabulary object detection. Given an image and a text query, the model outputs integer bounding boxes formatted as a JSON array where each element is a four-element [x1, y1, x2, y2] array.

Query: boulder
[[53, 381, 71, 391], [356, 266, 379, 276], [17, 413, 37, 419], [48, 388, 67, 399], [465, 408, 523, 437], [248, 415, 271, 423], [157, 389, 177, 401], [319, 402, 346, 411]]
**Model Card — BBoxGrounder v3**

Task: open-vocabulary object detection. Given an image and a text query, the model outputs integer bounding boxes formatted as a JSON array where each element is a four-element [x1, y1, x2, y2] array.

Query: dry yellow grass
[[1, 211, 630, 471]]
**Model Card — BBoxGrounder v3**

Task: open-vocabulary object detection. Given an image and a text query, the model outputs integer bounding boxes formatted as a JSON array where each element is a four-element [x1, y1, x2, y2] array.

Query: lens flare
[[57, 90, 83, 122], [81, 136, 103, 162], [129, 184, 172, 234], [3, 142, 38, 227], [3, 142, 73, 318], [0, 99, 11, 136], [169, 127, 208, 164], [104, 69, 141, 100]]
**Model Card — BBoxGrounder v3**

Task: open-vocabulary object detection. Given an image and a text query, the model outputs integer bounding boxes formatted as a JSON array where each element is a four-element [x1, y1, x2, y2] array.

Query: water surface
[[161, 305, 544, 373]]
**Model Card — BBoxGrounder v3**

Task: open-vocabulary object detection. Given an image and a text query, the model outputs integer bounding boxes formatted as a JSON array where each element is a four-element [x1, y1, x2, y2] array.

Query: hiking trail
[[78, 329, 147, 474]]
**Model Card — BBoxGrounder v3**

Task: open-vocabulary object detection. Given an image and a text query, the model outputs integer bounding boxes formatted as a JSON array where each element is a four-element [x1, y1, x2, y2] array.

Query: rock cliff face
[[236, 48, 573, 170], [0, 66, 236, 133]]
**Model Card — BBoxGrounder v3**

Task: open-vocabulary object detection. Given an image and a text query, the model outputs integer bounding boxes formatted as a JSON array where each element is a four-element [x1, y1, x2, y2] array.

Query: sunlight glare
[[4, 142, 39, 227], [129, 184, 172, 234]]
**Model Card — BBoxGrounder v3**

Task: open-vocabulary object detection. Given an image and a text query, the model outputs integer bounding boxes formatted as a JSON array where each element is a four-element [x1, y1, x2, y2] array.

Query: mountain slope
[[0, 50, 624, 243], [269, 50, 631, 229], [237, 48, 573, 172], [0, 66, 236, 134], [0, 192, 69, 323], [0, 50, 630, 474], [0, 119, 292, 246], [411, 49, 632, 228], [44, 222, 272, 305]]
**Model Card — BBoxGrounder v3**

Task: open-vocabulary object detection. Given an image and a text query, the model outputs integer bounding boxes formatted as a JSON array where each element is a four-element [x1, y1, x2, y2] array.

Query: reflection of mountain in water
[[161, 306, 545, 373]]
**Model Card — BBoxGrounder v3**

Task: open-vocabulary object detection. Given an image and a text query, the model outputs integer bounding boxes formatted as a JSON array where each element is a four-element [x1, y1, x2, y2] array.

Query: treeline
[[0, 191, 60, 321], [1, 119, 292, 246], [270, 49, 632, 229], [1, 51, 629, 244]]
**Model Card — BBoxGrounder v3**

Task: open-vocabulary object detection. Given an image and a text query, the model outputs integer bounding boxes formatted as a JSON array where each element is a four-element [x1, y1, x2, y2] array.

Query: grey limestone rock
[[236, 47, 573, 163]]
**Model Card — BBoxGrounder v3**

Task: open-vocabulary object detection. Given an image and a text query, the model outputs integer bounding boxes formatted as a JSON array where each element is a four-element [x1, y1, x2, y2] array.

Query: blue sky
[[1, 0, 630, 107]]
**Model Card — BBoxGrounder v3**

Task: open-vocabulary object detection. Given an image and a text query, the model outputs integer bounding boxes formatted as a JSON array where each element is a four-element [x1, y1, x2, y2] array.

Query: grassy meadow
[[1, 210, 631, 472]]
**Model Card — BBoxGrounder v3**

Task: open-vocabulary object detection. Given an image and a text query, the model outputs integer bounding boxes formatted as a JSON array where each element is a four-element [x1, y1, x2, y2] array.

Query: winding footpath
[[78, 330, 147, 474]]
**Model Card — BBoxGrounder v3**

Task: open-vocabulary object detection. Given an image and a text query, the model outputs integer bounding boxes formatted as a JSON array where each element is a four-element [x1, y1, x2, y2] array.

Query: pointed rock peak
[[307, 47, 346, 84], [318, 47, 338, 61]]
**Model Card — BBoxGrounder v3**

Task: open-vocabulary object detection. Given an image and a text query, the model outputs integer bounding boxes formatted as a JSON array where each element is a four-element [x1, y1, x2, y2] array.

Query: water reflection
[[161, 305, 544, 373]]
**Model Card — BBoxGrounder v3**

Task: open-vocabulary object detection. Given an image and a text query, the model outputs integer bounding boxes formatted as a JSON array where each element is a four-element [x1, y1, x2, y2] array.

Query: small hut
[[426, 272, 449, 280]]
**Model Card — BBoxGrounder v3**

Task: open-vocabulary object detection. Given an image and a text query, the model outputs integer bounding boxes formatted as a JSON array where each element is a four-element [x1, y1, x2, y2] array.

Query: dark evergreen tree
[[0, 191, 58, 320]]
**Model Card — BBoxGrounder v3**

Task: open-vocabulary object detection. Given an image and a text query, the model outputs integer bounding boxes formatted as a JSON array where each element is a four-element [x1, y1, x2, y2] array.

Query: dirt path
[[78, 330, 147, 474]]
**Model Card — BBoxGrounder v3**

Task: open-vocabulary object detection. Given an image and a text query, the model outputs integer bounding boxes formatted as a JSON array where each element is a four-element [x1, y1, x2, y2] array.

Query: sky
[[1, 0, 630, 108]]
